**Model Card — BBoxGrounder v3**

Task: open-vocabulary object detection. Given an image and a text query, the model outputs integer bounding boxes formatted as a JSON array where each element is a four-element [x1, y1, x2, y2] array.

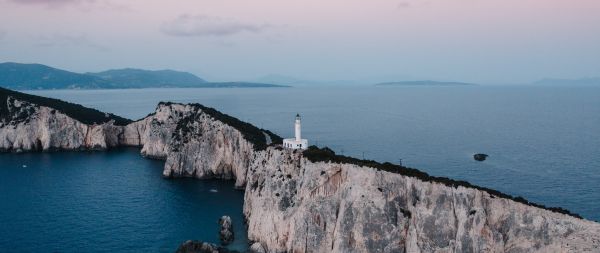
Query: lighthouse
[[295, 114, 301, 141], [283, 114, 308, 149]]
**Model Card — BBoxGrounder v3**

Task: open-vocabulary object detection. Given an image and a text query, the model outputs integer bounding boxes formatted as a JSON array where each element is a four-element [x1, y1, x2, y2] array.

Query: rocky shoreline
[[2, 88, 600, 252]]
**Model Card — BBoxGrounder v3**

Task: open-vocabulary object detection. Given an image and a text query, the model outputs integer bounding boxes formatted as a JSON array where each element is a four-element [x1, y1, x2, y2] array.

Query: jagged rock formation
[[2, 89, 600, 253], [219, 216, 235, 245]]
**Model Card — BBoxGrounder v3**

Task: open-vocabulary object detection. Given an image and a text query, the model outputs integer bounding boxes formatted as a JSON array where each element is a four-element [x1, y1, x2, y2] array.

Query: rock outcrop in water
[[2, 88, 600, 252], [474, 153, 488, 161], [219, 216, 235, 245], [176, 240, 230, 253]]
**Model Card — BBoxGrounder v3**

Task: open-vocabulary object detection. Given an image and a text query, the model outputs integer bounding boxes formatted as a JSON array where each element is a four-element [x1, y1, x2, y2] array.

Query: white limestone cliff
[[242, 150, 600, 252], [0, 97, 122, 151]]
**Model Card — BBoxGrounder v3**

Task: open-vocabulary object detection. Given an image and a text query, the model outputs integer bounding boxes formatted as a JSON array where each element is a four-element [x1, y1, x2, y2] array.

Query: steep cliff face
[[0, 97, 123, 151], [242, 150, 600, 252], [122, 103, 257, 188], [2, 93, 599, 253], [121, 103, 192, 159]]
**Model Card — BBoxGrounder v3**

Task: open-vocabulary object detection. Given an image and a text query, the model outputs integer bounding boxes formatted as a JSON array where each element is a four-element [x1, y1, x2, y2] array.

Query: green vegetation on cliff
[[0, 87, 132, 126]]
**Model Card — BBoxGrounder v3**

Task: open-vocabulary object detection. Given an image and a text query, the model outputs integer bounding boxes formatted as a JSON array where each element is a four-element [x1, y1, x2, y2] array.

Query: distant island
[[533, 77, 600, 86], [375, 80, 477, 86], [0, 62, 288, 90]]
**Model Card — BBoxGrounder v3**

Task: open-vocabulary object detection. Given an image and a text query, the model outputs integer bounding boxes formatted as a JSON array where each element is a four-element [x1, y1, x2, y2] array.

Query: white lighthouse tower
[[283, 114, 308, 149]]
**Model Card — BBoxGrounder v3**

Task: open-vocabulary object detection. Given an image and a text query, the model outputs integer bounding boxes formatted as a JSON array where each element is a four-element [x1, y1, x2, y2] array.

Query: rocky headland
[[1, 87, 600, 252]]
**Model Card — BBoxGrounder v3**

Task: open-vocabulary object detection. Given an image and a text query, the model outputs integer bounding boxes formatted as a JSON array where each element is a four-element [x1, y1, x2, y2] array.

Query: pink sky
[[0, 0, 599, 83]]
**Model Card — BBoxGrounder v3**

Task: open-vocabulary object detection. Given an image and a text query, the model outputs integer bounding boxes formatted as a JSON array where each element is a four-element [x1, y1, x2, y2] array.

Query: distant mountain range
[[87, 68, 207, 88], [0, 62, 288, 90], [375, 80, 477, 86], [533, 78, 600, 86]]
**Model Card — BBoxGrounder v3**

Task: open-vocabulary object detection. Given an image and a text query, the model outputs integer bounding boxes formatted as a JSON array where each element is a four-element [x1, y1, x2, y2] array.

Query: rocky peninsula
[[1, 87, 599, 252]]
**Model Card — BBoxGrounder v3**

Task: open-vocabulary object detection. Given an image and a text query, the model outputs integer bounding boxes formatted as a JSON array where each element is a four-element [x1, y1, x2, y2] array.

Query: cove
[[0, 148, 248, 252]]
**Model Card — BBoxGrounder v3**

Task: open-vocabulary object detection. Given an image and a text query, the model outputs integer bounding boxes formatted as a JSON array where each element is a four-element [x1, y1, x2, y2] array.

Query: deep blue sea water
[[1, 86, 598, 251], [0, 148, 248, 252]]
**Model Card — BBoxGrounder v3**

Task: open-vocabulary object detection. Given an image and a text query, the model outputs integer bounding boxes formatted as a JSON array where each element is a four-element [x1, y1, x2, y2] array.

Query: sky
[[0, 0, 599, 84]]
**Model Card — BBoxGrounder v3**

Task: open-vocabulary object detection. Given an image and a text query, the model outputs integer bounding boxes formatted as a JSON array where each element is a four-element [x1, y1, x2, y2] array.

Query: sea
[[1, 85, 598, 252]]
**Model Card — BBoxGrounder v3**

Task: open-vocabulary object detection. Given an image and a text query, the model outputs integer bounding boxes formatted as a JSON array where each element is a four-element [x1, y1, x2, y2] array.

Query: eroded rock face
[[3, 98, 600, 253], [123, 103, 194, 159], [219, 216, 234, 245], [0, 97, 123, 151], [126, 103, 255, 188]]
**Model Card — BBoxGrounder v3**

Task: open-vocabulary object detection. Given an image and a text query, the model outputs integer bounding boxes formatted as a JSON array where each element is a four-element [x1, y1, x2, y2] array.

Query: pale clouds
[[161, 14, 270, 37], [397, 2, 411, 8], [7, 0, 94, 7], [9, 0, 87, 3], [4, 0, 129, 11]]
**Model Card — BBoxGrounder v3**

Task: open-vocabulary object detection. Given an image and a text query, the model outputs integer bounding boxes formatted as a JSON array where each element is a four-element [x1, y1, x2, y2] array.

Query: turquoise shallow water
[[0, 148, 248, 252]]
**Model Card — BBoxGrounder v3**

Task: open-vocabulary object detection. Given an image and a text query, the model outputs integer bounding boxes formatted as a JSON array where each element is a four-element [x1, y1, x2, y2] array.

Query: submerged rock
[[474, 153, 489, 161], [218, 216, 234, 245]]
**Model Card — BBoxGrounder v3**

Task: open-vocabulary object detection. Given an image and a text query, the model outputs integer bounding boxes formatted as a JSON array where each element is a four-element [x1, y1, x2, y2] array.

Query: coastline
[[2, 88, 600, 252]]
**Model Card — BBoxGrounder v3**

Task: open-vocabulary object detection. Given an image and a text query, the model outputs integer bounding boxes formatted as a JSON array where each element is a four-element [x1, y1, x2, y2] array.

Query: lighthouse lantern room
[[283, 114, 308, 149]]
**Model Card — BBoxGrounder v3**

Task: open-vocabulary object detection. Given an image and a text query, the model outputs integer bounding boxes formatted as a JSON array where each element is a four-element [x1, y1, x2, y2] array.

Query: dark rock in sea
[[176, 240, 224, 253], [219, 216, 234, 245], [474, 153, 488, 161]]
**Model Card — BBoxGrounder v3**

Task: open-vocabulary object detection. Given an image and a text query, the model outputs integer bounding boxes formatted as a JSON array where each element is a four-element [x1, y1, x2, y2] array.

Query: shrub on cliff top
[[0, 87, 131, 126]]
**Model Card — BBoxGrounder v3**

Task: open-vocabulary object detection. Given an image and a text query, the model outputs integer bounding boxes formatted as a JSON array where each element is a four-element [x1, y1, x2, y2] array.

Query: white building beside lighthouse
[[283, 114, 308, 149]]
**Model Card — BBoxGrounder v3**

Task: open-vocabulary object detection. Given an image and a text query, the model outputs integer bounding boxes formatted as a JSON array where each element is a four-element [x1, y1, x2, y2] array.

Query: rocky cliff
[[2, 91, 599, 253], [243, 151, 600, 252], [0, 97, 124, 151]]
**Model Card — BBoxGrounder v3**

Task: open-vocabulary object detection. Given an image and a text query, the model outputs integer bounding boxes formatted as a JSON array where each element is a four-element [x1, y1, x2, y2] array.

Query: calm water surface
[[0, 148, 248, 252], [3, 86, 598, 251]]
